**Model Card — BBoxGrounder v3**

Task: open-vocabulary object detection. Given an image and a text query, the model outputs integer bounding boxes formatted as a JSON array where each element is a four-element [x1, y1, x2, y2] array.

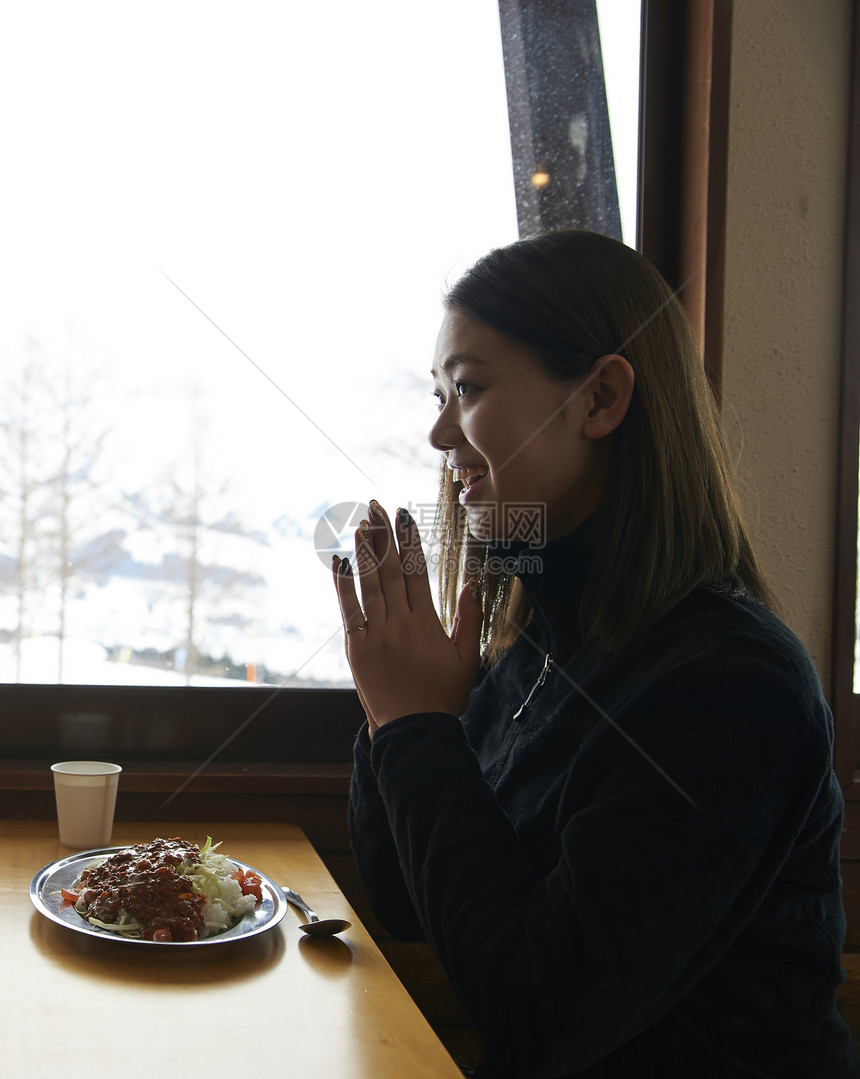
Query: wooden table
[[1, 820, 464, 1078]]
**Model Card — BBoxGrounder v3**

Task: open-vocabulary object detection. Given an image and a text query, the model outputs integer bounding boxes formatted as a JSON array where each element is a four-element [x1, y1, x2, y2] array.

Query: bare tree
[[0, 336, 118, 680], [130, 390, 266, 683], [0, 340, 54, 677], [43, 354, 117, 679]]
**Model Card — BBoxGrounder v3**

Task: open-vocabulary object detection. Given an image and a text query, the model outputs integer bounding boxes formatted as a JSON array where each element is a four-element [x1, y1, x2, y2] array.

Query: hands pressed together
[[332, 500, 483, 737]]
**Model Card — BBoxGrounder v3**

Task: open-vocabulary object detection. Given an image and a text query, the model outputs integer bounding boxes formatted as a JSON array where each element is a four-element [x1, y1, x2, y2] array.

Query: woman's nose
[[428, 406, 464, 452]]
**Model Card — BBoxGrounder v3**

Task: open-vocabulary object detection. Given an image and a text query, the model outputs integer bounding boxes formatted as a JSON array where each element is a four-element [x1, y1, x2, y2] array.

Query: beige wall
[[720, 0, 851, 688]]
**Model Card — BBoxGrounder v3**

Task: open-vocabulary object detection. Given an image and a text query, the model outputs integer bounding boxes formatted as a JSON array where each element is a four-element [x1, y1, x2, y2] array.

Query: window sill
[[0, 759, 352, 795]]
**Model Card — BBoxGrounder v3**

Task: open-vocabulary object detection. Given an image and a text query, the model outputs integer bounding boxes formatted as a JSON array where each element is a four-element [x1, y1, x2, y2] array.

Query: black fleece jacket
[[348, 527, 859, 1077]]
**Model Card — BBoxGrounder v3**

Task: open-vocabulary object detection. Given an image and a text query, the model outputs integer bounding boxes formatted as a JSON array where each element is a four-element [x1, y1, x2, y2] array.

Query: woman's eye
[[433, 380, 476, 408]]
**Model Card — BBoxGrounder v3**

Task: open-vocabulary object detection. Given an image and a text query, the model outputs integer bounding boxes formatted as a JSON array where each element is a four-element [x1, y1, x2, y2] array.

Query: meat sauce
[[76, 837, 206, 942]]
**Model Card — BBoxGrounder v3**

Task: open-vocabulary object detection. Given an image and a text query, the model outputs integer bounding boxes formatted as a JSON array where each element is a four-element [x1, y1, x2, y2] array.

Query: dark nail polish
[[397, 507, 412, 529], [340, 557, 351, 576]]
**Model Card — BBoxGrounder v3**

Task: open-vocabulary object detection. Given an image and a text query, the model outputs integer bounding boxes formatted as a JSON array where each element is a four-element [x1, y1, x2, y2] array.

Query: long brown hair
[[434, 230, 776, 660]]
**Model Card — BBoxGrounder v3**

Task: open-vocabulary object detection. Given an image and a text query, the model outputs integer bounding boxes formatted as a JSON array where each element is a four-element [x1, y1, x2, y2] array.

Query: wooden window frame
[[835, 0, 860, 791], [637, 0, 732, 399]]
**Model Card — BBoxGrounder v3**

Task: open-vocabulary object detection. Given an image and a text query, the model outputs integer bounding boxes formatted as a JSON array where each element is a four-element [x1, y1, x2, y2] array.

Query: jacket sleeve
[[348, 721, 426, 939], [363, 665, 839, 1076]]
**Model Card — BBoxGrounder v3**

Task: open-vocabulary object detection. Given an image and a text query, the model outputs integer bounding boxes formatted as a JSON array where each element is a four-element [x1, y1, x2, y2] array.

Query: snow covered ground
[[0, 509, 363, 687]]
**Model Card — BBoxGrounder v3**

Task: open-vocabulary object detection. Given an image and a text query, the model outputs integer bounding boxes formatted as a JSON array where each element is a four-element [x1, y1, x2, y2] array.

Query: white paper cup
[[51, 761, 122, 848]]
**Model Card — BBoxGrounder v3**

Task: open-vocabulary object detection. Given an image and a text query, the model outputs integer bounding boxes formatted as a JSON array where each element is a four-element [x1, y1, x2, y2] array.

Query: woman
[[332, 230, 858, 1077]]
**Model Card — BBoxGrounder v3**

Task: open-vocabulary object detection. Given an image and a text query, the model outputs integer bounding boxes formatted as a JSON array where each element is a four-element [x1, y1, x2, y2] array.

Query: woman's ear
[[582, 354, 635, 440]]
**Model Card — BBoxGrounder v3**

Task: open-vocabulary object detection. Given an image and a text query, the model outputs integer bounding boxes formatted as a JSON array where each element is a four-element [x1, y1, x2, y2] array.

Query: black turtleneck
[[348, 527, 858, 1078], [492, 521, 594, 655]]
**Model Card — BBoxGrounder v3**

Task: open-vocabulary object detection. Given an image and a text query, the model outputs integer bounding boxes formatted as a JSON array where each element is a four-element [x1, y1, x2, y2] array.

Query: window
[[0, 0, 642, 764], [0, 1, 640, 690], [1, 1, 520, 688]]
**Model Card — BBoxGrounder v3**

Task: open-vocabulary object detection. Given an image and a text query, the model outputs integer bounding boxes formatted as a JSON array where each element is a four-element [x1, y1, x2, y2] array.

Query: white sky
[[0, 0, 640, 682]]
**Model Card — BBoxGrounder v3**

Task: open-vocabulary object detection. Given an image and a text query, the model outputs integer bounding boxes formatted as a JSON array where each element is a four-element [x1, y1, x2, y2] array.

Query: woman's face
[[429, 311, 607, 544]]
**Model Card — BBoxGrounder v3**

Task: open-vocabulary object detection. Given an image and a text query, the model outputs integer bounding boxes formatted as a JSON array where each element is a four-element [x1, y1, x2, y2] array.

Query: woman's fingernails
[[359, 519, 371, 541], [397, 506, 412, 530], [341, 557, 352, 577], [467, 576, 481, 600], [368, 499, 384, 520]]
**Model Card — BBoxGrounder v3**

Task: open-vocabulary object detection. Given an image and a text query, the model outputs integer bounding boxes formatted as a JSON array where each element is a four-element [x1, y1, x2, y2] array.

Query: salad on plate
[[59, 836, 263, 942]]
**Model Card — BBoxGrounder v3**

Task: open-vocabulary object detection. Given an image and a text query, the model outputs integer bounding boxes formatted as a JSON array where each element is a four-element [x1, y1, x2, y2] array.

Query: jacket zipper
[[513, 652, 553, 721]]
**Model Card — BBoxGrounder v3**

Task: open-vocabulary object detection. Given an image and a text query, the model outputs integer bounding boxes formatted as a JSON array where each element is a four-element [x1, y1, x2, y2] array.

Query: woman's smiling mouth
[[452, 466, 488, 503]]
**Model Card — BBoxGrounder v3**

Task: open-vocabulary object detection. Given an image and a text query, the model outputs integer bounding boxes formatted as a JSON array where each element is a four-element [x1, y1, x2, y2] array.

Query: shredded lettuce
[[181, 836, 257, 935], [86, 915, 142, 934]]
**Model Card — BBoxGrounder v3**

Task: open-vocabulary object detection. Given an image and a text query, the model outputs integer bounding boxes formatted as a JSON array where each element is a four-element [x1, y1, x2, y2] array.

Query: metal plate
[[30, 846, 287, 947]]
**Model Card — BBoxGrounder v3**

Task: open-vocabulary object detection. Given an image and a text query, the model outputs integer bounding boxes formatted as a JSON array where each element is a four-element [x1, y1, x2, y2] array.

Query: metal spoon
[[281, 886, 351, 936]]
